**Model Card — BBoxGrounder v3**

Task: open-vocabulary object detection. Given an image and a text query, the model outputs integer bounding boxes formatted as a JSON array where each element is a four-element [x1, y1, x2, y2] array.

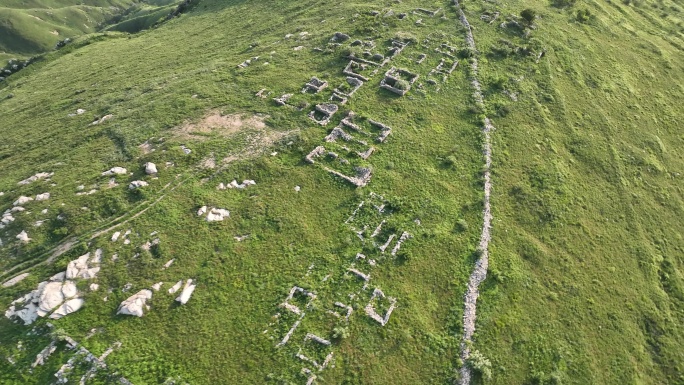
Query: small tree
[[467, 350, 492, 380], [521, 9, 537, 26]]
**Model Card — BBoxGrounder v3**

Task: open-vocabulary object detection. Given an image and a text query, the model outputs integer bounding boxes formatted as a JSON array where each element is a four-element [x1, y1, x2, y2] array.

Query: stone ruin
[[280, 286, 316, 316], [364, 288, 397, 326], [305, 146, 326, 164], [343, 60, 371, 82], [308, 103, 338, 126], [331, 32, 350, 42], [325, 166, 372, 188], [416, 53, 427, 64], [301, 77, 328, 94], [334, 76, 364, 97], [274, 93, 292, 106], [435, 43, 457, 58], [238, 56, 259, 69], [429, 57, 459, 82], [369, 120, 393, 143], [380, 67, 419, 96], [275, 286, 316, 348], [414, 7, 442, 17], [296, 337, 334, 372]]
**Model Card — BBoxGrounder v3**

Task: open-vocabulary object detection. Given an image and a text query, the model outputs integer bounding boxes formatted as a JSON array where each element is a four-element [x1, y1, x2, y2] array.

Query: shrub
[[576, 8, 592, 22], [394, 79, 410, 90], [455, 219, 469, 232], [521, 9, 537, 25], [467, 350, 492, 380], [459, 47, 475, 58], [332, 326, 350, 340]]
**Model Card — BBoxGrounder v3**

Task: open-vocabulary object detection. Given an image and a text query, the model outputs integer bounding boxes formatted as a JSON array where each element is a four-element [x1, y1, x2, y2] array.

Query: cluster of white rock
[[117, 278, 196, 318], [197, 206, 230, 222], [217, 179, 256, 190], [5, 250, 102, 324], [18, 172, 54, 186]]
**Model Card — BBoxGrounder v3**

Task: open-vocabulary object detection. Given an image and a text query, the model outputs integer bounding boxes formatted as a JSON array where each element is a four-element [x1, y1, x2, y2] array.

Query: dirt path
[[453, 1, 495, 383]]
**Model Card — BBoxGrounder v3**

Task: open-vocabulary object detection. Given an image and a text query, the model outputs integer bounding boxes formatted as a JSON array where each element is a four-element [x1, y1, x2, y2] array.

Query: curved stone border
[[452, 1, 495, 384]]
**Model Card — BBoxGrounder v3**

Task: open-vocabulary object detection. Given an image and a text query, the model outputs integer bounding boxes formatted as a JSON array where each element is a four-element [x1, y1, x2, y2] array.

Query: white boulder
[[117, 290, 152, 317], [101, 167, 127, 176], [197, 206, 207, 216], [175, 279, 196, 305], [13, 196, 33, 206], [144, 162, 158, 175], [151, 282, 163, 291], [168, 280, 183, 294], [206, 208, 230, 222], [111, 231, 121, 242], [35, 193, 50, 201], [37, 282, 66, 315], [16, 231, 31, 243]]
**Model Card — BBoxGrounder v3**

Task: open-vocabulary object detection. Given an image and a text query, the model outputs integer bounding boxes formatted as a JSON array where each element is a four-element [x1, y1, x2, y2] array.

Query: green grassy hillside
[[0, 0, 682, 384]]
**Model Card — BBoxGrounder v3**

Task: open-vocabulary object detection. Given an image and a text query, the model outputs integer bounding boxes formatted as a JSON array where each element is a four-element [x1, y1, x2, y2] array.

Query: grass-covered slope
[[0, 0, 682, 384]]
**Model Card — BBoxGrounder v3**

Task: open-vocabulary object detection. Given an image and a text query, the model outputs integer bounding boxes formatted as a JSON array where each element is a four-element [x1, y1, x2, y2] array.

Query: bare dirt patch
[[177, 110, 268, 140], [50, 30, 59, 35]]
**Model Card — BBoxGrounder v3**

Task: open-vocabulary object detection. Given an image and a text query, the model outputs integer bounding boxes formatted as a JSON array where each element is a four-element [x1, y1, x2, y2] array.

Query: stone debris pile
[[117, 290, 152, 317]]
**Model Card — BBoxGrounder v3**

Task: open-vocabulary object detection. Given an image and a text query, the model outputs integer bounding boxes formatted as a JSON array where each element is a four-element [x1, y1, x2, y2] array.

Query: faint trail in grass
[[452, 1, 494, 384]]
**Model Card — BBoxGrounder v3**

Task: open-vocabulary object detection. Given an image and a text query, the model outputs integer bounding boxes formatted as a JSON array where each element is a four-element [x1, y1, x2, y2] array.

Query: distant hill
[[0, 0, 180, 62]]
